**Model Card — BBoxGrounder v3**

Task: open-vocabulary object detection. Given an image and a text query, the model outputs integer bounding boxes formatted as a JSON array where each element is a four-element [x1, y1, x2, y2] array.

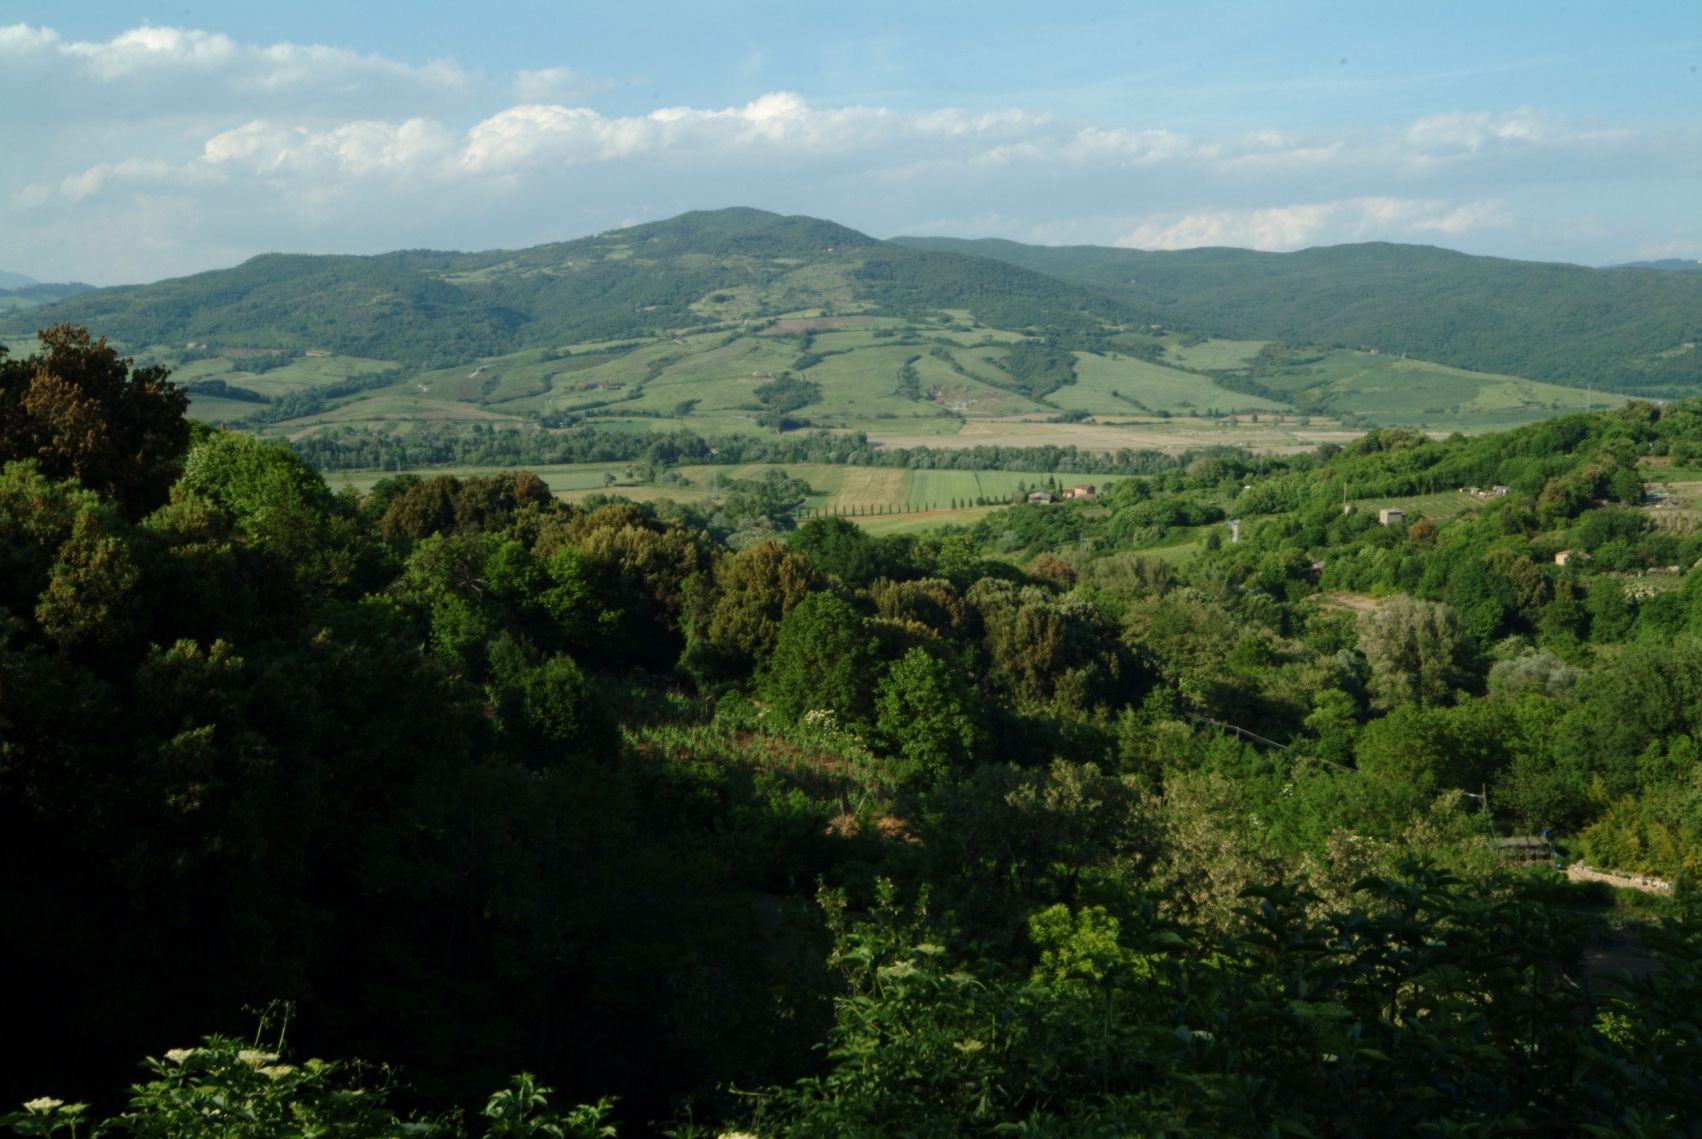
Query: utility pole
[[1460, 785, 1496, 843]]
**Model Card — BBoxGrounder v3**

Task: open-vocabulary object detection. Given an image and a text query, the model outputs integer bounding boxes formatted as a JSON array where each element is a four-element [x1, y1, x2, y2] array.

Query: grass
[[1305, 352, 1618, 430], [1162, 339, 1268, 370], [179, 354, 403, 424], [1068, 350, 1288, 414], [855, 505, 1001, 536]]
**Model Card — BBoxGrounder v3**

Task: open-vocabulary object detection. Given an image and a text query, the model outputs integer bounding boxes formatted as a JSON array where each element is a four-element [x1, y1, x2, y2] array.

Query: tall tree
[[0, 324, 190, 517]]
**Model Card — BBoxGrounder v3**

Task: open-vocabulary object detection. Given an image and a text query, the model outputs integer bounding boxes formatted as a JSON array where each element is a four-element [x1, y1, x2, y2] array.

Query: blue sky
[[2, 1, 1698, 283]]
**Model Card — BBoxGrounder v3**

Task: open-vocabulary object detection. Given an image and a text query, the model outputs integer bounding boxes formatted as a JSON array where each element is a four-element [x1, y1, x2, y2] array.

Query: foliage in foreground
[[11, 865, 1702, 1138], [12, 326, 1702, 1135], [731, 866, 1702, 1138], [3, 1043, 615, 1139]]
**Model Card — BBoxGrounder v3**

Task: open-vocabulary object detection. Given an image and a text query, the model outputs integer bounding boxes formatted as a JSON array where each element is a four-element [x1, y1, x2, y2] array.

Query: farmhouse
[[1026, 490, 1054, 504], [1061, 483, 1098, 500]]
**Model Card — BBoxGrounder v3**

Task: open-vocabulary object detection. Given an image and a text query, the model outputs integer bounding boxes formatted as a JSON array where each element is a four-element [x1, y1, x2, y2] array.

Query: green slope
[[6, 209, 1147, 369], [4, 208, 1669, 449], [890, 236, 1702, 396]]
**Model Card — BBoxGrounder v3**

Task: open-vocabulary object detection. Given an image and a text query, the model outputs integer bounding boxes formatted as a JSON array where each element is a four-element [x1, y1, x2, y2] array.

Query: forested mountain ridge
[[892, 234, 1702, 395], [9, 324, 1702, 1135], [4, 209, 1150, 368]]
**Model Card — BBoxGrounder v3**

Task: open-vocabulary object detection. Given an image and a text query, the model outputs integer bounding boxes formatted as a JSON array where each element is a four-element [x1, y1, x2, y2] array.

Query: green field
[[181, 354, 401, 424], [1069, 350, 1289, 415], [173, 327, 1612, 452], [334, 460, 1132, 536], [1162, 339, 1267, 370], [1273, 351, 1617, 430]]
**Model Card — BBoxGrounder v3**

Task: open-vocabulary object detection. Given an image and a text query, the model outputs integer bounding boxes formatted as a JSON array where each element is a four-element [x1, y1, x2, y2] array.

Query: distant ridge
[[0, 280, 94, 315], [0, 270, 40, 290], [890, 235, 1702, 395], [1612, 258, 1702, 272], [2, 282, 95, 302], [2, 208, 1139, 367], [6, 209, 1700, 396]]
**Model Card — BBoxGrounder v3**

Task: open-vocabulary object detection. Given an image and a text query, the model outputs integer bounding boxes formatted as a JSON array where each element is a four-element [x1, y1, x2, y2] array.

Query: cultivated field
[[140, 314, 1614, 447], [1068, 351, 1289, 415], [335, 461, 1135, 529]]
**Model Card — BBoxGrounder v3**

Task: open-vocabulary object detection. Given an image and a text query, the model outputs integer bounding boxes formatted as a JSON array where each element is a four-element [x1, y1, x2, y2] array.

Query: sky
[[1, 1, 1698, 284]]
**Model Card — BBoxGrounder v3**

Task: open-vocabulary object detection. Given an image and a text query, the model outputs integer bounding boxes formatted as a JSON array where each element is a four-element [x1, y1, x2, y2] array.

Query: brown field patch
[[1312, 591, 1380, 613], [833, 465, 909, 509]]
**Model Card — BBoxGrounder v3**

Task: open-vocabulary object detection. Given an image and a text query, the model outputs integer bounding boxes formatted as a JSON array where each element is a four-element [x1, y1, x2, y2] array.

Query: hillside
[[5, 209, 1143, 367], [890, 236, 1702, 396], [0, 209, 1651, 454], [1615, 258, 1702, 272], [0, 281, 94, 313]]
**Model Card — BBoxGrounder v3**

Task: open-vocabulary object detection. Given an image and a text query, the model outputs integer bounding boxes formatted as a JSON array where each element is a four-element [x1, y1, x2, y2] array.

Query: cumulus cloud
[[0, 21, 475, 125], [0, 20, 1696, 283], [1115, 197, 1514, 251]]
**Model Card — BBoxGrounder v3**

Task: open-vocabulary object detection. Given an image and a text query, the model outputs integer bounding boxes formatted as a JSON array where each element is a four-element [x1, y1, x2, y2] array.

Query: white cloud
[[0, 20, 1696, 283], [513, 66, 614, 104], [0, 21, 476, 125], [1113, 197, 1514, 251], [203, 118, 456, 178]]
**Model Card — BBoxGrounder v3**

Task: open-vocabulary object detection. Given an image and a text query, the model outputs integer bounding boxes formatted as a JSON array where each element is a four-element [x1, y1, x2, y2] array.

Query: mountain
[[0, 280, 95, 315], [0, 270, 39, 289], [3, 209, 1686, 450], [4, 209, 1139, 367], [889, 236, 1702, 396], [1613, 258, 1702, 272]]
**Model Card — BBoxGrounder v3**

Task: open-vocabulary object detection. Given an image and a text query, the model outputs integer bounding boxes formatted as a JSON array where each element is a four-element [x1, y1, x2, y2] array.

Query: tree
[[1356, 594, 1476, 707], [378, 471, 559, 541], [786, 516, 911, 587], [1354, 701, 1513, 793], [0, 324, 189, 517], [492, 651, 619, 765], [177, 431, 393, 601], [683, 539, 824, 681], [972, 579, 1135, 711], [873, 648, 980, 786], [757, 592, 878, 726]]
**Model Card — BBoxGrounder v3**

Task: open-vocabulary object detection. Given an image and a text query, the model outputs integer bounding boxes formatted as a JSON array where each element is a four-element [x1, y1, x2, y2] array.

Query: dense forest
[[7, 325, 1702, 1137]]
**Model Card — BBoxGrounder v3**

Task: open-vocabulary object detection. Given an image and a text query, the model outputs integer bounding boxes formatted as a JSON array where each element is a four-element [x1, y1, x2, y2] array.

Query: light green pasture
[[1162, 339, 1268, 370], [1067, 352, 1289, 414]]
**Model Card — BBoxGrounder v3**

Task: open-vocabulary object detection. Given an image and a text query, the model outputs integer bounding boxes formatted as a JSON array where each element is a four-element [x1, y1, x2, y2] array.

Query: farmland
[[162, 327, 1614, 452], [337, 460, 1136, 524], [6, 209, 1639, 473]]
